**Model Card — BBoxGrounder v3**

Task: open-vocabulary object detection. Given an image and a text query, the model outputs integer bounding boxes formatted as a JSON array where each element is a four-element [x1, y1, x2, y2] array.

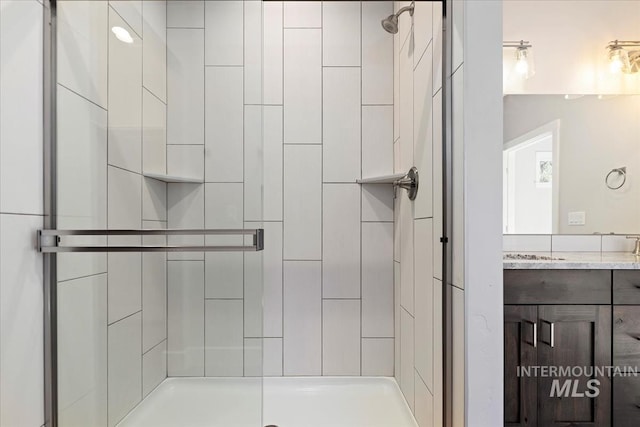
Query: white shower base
[[117, 376, 417, 427]]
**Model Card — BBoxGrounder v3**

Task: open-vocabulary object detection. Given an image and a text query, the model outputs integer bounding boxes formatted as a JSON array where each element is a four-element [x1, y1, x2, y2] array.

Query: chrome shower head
[[381, 2, 414, 34], [381, 14, 399, 34]]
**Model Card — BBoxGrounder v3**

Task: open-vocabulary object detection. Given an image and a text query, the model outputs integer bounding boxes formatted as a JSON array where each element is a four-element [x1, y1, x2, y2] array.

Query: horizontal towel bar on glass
[[37, 229, 264, 253]]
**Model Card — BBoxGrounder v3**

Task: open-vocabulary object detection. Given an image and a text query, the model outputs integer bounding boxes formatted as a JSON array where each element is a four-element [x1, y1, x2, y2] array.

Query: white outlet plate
[[568, 211, 586, 226]]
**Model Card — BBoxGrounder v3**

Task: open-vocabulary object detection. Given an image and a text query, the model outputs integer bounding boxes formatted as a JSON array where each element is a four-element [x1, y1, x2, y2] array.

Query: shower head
[[381, 15, 399, 34], [381, 2, 414, 34]]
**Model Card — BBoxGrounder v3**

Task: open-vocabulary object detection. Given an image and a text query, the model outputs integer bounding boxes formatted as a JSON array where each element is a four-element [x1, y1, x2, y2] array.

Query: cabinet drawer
[[614, 271, 640, 304], [504, 270, 611, 305]]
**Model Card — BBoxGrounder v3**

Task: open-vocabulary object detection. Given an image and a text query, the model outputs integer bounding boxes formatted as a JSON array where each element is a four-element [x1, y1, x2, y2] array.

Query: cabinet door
[[613, 306, 640, 426], [505, 306, 538, 427], [538, 305, 611, 427]]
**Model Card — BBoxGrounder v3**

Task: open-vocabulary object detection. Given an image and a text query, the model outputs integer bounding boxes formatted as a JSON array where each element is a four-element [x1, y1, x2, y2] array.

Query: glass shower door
[[46, 1, 265, 426]]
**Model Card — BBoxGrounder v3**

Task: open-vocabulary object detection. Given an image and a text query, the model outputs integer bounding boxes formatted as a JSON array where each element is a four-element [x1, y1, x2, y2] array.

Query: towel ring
[[605, 167, 627, 190]]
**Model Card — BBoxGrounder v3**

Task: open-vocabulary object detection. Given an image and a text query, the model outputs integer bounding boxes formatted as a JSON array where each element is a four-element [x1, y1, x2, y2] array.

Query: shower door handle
[[37, 228, 264, 252]]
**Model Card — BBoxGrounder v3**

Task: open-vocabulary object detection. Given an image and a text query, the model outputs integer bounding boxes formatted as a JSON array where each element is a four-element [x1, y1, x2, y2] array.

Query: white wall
[[504, 0, 640, 95], [505, 95, 640, 234], [56, 1, 168, 425], [165, 0, 395, 379], [392, 1, 444, 425], [0, 2, 44, 425]]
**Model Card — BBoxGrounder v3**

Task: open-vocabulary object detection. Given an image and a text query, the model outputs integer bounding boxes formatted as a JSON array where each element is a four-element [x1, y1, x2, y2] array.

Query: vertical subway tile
[[57, 0, 108, 107], [452, 69, 464, 289], [414, 218, 434, 390], [167, 28, 204, 145], [362, 0, 393, 104], [452, 285, 465, 427], [107, 312, 142, 427], [400, 308, 415, 411], [394, 261, 401, 381], [283, 261, 321, 375], [415, 372, 434, 427], [57, 274, 108, 427], [167, 261, 204, 376], [322, 1, 360, 66], [167, 183, 204, 261], [264, 106, 284, 220], [142, 88, 167, 174], [432, 90, 443, 280], [56, 86, 108, 282], [245, 0, 262, 104], [323, 300, 361, 375], [284, 145, 322, 260], [245, 222, 283, 338], [413, 44, 434, 219], [323, 67, 361, 182], [143, 341, 167, 397], [284, 1, 321, 28], [399, 38, 414, 172], [0, 214, 44, 427], [362, 106, 394, 179], [362, 338, 394, 376], [142, 0, 167, 102], [323, 184, 361, 298], [263, 1, 283, 105], [284, 29, 321, 143], [400, 197, 414, 314], [167, 0, 204, 28], [244, 106, 264, 221], [264, 338, 283, 377], [205, 0, 243, 66], [244, 338, 263, 377], [0, 0, 43, 215], [432, 2, 443, 94], [362, 222, 394, 337], [142, 220, 167, 353], [413, 1, 433, 69], [244, 105, 283, 222], [205, 300, 244, 376], [205, 66, 244, 182]]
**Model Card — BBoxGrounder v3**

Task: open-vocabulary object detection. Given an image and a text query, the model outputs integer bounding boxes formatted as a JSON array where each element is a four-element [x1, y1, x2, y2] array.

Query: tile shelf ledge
[[356, 173, 405, 184], [143, 173, 204, 184]]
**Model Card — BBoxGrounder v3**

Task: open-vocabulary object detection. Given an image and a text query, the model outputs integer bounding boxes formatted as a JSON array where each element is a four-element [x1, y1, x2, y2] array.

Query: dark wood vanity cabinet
[[504, 270, 612, 426], [613, 305, 640, 426]]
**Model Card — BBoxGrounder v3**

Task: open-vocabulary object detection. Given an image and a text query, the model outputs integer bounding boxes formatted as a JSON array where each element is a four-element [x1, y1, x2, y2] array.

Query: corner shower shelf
[[143, 173, 204, 184], [356, 173, 406, 184]]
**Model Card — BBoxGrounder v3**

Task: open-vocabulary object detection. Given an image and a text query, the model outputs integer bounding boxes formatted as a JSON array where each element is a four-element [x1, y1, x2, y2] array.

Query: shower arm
[[396, 4, 415, 18]]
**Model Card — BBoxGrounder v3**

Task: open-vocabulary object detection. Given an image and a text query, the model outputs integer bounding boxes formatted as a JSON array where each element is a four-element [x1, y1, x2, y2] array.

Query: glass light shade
[[608, 46, 629, 73], [514, 47, 535, 79]]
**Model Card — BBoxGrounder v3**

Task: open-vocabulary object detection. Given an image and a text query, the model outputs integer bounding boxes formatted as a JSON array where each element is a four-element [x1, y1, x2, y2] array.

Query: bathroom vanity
[[504, 254, 640, 427]]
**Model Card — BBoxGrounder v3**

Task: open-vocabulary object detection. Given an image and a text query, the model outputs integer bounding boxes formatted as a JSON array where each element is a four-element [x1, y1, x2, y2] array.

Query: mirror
[[503, 95, 640, 234]]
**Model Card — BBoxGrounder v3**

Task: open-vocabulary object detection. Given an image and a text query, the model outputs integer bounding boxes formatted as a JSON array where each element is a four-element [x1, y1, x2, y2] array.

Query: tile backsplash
[[504, 234, 637, 253]]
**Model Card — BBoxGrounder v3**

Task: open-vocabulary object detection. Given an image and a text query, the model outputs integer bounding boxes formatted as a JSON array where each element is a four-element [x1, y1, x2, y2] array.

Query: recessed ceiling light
[[112, 26, 133, 44]]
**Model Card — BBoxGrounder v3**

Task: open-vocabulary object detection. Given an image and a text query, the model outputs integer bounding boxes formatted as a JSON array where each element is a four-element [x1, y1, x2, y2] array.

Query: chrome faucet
[[626, 236, 640, 256]]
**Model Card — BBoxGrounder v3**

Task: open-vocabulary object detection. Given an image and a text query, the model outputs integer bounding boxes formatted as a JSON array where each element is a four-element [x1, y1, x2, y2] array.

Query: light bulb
[[515, 56, 529, 76], [112, 26, 133, 44], [610, 56, 624, 73]]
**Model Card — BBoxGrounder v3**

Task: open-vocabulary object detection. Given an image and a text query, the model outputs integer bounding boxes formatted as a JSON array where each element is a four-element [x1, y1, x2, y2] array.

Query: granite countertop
[[503, 252, 640, 270]]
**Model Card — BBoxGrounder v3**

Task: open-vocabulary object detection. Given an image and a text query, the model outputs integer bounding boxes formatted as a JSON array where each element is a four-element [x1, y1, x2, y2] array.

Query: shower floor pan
[[117, 376, 418, 427]]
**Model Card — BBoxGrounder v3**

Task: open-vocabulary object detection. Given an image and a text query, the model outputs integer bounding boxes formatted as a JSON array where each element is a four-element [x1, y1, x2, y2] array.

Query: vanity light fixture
[[504, 40, 535, 79], [606, 40, 640, 74], [112, 26, 134, 44]]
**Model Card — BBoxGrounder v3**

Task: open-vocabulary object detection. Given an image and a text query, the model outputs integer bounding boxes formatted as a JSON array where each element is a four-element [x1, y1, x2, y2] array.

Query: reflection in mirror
[[503, 95, 640, 235]]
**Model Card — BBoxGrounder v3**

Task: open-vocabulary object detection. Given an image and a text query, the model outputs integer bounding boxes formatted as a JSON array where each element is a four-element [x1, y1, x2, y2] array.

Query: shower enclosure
[[41, 1, 450, 426]]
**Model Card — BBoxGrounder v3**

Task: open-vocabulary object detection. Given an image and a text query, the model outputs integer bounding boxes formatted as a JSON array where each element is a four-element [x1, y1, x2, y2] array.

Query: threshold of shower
[[117, 376, 418, 427]]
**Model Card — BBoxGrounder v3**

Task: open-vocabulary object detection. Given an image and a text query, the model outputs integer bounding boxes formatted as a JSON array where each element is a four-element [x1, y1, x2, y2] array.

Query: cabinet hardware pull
[[523, 320, 537, 347], [541, 319, 555, 348]]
